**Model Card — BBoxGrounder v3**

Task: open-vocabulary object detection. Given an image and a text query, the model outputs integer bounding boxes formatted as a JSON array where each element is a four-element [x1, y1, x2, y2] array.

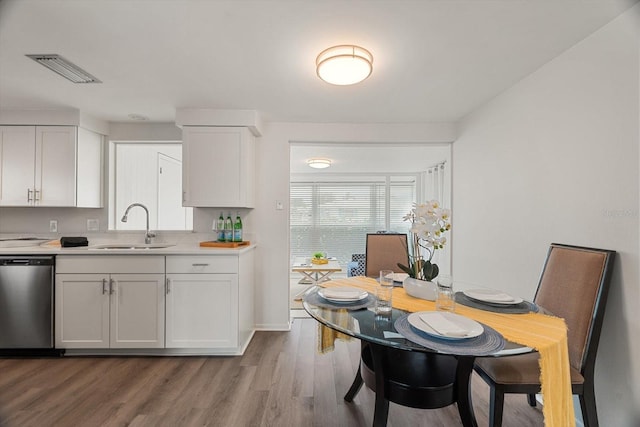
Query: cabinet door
[[182, 126, 254, 207], [110, 274, 165, 349], [76, 127, 103, 208], [55, 274, 110, 349], [0, 126, 36, 206], [165, 273, 238, 348], [35, 126, 77, 206]]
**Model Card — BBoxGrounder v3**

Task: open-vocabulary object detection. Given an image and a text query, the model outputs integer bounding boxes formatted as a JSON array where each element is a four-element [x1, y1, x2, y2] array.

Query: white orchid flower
[[434, 208, 451, 221], [403, 199, 451, 280]]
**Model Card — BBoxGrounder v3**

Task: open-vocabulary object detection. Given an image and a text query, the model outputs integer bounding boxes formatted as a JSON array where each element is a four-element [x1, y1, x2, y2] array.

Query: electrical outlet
[[49, 220, 58, 233], [87, 219, 99, 231]]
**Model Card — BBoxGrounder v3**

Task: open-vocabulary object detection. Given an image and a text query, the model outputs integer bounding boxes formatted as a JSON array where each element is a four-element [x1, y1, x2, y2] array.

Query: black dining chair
[[473, 243, 616, 427]]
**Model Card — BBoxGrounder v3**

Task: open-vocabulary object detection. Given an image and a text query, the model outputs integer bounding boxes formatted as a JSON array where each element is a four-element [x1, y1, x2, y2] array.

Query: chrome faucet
[[121, 203, 156, 244]]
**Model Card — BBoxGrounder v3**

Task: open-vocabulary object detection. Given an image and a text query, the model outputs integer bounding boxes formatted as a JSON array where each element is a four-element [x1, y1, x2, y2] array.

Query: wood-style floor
[[0, 319, 544, 427]]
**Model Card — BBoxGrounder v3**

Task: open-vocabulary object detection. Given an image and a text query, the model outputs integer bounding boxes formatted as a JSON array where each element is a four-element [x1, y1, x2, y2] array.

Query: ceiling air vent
[[26, 54, 102, 83]]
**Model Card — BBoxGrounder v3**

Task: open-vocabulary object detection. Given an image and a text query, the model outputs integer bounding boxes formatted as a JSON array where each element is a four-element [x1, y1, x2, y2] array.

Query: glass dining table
[[303, 286, 535, 427]]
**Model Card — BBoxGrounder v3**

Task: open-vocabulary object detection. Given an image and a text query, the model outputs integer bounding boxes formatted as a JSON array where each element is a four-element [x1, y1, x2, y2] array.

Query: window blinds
[[290, 176, 416, 267]]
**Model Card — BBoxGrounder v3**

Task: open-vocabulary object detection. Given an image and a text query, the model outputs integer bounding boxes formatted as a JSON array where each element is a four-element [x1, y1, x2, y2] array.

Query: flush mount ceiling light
[[26, 54, 102, 83], [307, 158, 332, 169], [316, 45, 373, 85]]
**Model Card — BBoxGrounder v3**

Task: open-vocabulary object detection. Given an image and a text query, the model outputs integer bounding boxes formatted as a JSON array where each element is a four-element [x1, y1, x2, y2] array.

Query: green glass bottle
[[233, 212, 243, 242], [217, 212, 225, 242], [224, 213, 233, 242]]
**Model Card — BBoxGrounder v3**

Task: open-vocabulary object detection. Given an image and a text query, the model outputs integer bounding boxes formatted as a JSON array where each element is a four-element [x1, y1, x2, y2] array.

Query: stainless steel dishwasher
[[0, 256, 54, 350]]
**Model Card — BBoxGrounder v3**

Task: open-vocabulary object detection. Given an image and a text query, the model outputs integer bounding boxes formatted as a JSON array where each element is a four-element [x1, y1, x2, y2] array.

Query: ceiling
[[0, 0, 637, 125], [290, 143, 450, 174]]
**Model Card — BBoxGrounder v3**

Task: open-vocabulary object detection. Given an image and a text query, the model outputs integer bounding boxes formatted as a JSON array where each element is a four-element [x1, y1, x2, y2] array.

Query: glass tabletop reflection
[[303, 294, 530, 356]]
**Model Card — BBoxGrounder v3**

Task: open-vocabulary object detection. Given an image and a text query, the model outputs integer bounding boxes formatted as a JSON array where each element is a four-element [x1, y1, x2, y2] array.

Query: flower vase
[[402, 277, 436, 301]]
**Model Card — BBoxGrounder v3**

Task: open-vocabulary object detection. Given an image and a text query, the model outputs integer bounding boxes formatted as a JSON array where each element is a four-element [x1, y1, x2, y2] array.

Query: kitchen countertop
[[0, 233, 256, 255]]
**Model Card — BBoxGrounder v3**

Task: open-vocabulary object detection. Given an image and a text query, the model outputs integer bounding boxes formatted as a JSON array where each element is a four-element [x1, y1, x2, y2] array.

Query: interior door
[[157, 153, 192, 229]]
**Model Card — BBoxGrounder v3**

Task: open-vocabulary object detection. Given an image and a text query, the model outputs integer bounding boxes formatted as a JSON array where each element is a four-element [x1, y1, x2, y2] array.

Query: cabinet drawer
[[166, 256, 237, 274], [56, 255, 165, 274]]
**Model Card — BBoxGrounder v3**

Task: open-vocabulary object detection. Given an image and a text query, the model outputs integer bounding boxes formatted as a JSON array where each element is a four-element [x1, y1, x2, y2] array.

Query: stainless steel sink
[[89, 243, 175, 250]]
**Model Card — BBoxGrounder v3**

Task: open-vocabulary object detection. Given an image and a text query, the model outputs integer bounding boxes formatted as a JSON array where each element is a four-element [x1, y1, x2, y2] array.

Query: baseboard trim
[[254, 322, 292, 331]]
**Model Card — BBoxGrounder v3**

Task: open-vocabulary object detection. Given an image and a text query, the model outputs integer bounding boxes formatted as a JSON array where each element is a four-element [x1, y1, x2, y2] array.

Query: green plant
[[313, 252, 325, 259], [397, 200, 451, 282]]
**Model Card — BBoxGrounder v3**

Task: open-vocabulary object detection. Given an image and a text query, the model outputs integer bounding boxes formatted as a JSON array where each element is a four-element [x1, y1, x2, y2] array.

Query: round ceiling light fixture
[[316, 45, 373, 86], [307, 158, 332, 169]]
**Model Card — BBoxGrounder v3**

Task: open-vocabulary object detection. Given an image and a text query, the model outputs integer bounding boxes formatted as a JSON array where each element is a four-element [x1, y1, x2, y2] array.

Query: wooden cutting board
[[199, 241, 251, 248]]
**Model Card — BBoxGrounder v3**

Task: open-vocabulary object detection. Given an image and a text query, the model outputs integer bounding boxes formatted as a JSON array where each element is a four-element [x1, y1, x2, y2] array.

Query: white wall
[[452, 5, 640, 426], [254, 122, 456, 329]]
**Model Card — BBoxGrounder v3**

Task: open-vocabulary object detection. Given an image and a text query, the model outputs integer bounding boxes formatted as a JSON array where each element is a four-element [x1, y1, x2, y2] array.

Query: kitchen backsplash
[[0, 207, 253, 237]]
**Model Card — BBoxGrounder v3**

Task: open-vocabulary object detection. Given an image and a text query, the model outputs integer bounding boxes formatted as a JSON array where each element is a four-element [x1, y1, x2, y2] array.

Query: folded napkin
[[466, 289, 517, 303], [419, 313, 469, 337], [482, 293, 517, 303], [321, 288, 364, 300]]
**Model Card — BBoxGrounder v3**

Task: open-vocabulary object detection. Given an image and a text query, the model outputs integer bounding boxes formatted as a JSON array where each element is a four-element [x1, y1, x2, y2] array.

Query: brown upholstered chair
[[364, 233, 409, 278], [473, 243, 616, 427]]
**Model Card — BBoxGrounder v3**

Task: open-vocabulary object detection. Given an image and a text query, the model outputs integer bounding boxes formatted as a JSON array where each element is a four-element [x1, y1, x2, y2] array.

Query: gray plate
[[304, 289, 375, 310], [455, 292, 538, 314], [394, 314, 506, 356]]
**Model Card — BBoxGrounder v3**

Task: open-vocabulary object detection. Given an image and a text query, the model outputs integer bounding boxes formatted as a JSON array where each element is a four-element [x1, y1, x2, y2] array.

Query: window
[[109, 142, 193, 231], [290, 175, 416, 266]]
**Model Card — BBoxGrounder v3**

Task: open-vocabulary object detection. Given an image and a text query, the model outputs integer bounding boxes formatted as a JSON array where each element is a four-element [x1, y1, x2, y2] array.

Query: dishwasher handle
[[0, 257, 54, 266]]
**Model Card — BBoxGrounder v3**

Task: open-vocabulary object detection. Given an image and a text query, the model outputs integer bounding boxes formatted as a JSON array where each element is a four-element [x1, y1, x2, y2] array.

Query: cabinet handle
[[34, 189, 41, 202], [192, 263, 209, 267], [102, 278, 108, 295], [182, 191, 186, 202], [166, 277, 171, 294], [27, 188, 33, 202], [109, 278, 115, 295]]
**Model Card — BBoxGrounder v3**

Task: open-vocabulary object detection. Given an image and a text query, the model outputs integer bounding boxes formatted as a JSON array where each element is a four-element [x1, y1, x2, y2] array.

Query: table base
[[344, 341, 478, 427]]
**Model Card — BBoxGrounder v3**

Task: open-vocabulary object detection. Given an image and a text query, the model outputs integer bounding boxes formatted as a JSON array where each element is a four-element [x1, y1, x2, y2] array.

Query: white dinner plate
[[462, 289, 523, 305], [318, 287, 369, 303], [407, 311, 484, 340]]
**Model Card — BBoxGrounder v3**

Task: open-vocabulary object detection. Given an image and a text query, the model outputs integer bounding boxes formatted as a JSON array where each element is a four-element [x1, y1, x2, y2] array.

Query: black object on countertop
[[60, 237, 88, 247]]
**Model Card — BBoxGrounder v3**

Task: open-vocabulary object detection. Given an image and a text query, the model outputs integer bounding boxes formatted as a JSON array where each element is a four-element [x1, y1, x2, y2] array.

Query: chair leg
[[527, 393, 537, 407], [579, 385, 599, 427], [489, 386, 505, 427]]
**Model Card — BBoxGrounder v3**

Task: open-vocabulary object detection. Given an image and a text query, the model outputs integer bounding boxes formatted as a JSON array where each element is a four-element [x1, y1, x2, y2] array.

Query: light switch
[[276, 201, 284, 210]]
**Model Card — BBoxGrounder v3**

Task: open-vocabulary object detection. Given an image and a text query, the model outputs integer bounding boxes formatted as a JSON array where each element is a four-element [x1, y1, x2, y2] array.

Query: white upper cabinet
[[0, 125, 103, 207], [182, 126, 255, 208], [76, 127, 104, 208], [36, 126, 77, 206], [0, 126, 36, 205]]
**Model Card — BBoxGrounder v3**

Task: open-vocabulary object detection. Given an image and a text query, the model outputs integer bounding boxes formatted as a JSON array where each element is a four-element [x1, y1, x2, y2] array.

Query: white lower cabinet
[[55, 256, 165, 349], [54, 251, 255, 354], [165, 273, 238, 348], [165, 255, 243, 350], [165, 251, 255, 352]]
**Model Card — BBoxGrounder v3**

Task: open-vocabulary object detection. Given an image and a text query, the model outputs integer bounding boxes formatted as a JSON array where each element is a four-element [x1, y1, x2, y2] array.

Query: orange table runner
[[316, 276, 575, 427]]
